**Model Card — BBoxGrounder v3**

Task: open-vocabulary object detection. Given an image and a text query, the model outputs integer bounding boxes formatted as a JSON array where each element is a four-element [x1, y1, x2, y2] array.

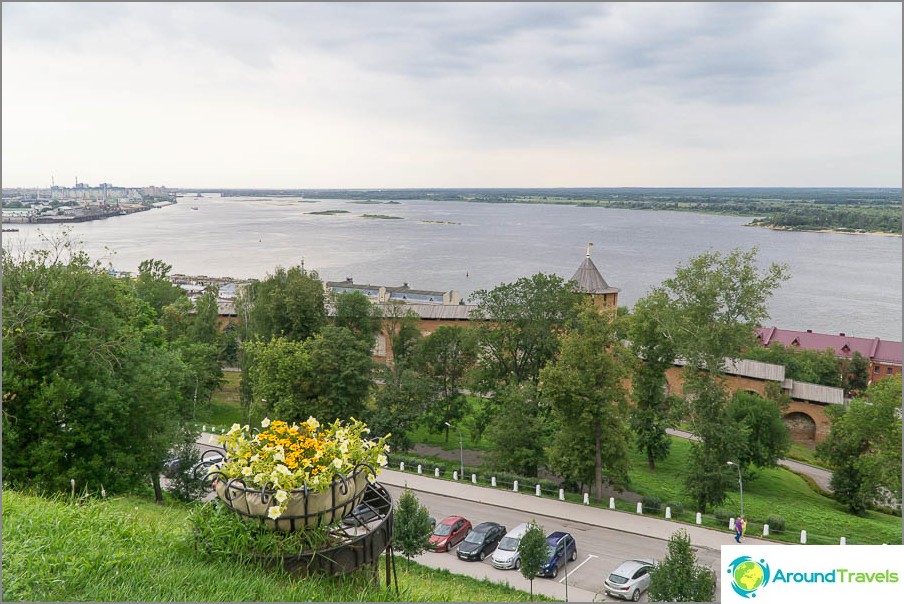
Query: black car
[[341, 488, 392, 527], [456, 522, 507, 561]]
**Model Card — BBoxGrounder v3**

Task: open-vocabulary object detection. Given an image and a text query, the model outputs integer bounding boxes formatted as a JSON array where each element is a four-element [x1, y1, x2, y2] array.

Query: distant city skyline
[[2, 2, 901, 188]]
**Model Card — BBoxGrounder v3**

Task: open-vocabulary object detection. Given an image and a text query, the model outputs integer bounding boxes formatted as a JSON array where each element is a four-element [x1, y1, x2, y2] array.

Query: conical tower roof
[[570, 246, 620, 295]]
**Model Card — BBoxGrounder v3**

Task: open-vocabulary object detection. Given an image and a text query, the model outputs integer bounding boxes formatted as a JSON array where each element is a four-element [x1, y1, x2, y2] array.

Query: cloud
[[2, 2, 900, 187]]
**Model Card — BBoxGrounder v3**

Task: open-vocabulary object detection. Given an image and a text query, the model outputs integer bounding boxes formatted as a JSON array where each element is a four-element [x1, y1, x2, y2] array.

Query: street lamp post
[[559, 535, 569, 602], [445, 421, 464, 480], [727, 461, 744, 517]]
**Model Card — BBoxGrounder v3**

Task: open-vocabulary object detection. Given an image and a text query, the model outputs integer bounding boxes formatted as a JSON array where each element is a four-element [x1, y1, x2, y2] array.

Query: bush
[[713, 507, 732, 522], [642, 496, 662, 514], [666, 501, 684, 516], [766, 514, 786, 533]]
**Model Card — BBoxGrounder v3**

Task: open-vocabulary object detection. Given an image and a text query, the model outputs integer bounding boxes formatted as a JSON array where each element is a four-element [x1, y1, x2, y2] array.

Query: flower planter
[[214, 468, 371, 531]]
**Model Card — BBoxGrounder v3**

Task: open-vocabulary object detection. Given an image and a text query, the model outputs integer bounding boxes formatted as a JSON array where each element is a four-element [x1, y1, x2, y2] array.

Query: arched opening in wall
[[784, 411, 817, 444]]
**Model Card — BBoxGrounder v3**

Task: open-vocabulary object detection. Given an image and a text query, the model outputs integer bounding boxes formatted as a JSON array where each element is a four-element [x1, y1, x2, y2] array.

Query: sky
[[2, 2, 901, 189]]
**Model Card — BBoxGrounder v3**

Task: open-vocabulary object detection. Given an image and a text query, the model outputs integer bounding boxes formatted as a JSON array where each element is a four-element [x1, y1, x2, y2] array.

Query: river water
[[2, 195, 901, 341]]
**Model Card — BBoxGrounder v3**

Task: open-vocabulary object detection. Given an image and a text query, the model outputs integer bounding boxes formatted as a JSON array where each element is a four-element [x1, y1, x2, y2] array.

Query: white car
[[491, 523, 530, 570], [604, 559, 654, 602]]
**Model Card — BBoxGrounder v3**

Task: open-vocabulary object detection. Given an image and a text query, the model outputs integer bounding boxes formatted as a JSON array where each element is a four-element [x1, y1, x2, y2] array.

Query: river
[[2, 195, 901, 341]]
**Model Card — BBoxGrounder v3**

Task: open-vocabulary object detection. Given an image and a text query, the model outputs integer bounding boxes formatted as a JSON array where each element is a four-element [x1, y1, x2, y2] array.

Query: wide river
[[3, 195, 901, 341]]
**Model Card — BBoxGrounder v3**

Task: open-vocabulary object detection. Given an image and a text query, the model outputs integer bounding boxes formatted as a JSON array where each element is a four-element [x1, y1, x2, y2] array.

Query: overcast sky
[[2, 2, 901, 188]]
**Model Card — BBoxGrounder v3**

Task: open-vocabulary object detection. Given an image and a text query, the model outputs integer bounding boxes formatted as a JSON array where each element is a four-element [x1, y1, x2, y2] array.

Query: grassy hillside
[[1, 489, 551, 602]]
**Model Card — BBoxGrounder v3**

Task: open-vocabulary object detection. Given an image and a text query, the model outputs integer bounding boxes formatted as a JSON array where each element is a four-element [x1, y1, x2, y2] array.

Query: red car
[[429, 515, 472, 552]]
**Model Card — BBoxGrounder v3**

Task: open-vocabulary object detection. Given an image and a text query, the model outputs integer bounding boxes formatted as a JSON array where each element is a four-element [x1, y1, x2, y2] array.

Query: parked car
[[538, 531, 577, 578], [457, 522, 507, 562], [429, 516, 472, 552], [341, 488, 392, 526], [604, 559, 655, 602], [163, 451, 224, 479], [491, 522, 530, 570]]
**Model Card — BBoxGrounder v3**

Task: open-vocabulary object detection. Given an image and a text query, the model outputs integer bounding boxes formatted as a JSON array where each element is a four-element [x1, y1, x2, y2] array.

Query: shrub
[[713, 507, 732, 522], [642, 496, 662, 514], [666, 501, 684, 516], [766, 514, 786, 533]]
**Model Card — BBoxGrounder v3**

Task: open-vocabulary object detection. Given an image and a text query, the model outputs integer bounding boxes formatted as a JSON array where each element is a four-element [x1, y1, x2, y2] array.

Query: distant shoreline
[[745, 224, 901, 237]]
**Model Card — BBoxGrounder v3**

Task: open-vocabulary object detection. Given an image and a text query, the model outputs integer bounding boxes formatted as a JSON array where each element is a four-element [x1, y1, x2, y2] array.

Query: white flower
[[242, 467, 253, 477], [377, 454, 388, 467], [275, 489, 288, 503], [267, 506, 282, 520], [250, 454, 260, 463], [261, 417, 271, 428], [274, 452, 285, 462], [332, 458, 343, 470], [277, 464, 291, 475], [229, 423, 241, 433], [306, 417, 320, 430]]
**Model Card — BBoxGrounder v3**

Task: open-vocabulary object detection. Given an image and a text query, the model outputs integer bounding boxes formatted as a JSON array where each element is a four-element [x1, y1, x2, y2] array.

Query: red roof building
[[756, 327, 902, 383]]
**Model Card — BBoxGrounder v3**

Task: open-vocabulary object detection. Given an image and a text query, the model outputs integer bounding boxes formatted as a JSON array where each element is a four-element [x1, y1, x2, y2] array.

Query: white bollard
[[400, 462, 405, 471], [535, 484, 542, 496], [559, 489, 565, 501], [665, 507, 672, 519], [203, 425, 207, 431], [840, 537, 846, 545], [584, 493, 590, 505], [417, 464, 422, 474], [453, 471, 458, 481], [491, 477, 496, 487], [696, 512, 702, 525], [513, 480, 519, 492], [609, 497, 615, 509], [729, 517, 735, 530], [801, 530, 807, 544], [472, 474, 477, 484], [763, 524, 769, 536], [637, 502, 643, 514], [435, 468, 440, 478]]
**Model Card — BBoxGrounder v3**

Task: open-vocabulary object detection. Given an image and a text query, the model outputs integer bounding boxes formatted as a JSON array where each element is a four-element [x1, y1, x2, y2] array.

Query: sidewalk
[[380, 468, 774, 552]]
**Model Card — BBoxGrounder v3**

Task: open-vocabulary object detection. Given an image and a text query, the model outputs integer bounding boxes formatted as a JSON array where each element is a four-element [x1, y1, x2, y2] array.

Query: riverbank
[[745, 223, 901, 237]]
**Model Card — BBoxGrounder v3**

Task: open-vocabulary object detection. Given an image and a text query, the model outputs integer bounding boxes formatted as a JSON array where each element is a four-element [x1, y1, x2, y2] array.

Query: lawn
[[2, 489, 551, 602], [625, 437, 901, 545]]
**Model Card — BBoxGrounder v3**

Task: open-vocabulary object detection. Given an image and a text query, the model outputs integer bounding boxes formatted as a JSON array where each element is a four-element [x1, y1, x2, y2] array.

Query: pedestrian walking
[[741, 516, 748, 542], [734, 516, 743, 543]]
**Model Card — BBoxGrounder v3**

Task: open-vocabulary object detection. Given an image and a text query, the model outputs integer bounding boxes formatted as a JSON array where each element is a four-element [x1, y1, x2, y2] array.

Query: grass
[[195, 371, 244, 429], [2, 489, 552, 602], [624, 437, 901, 545], [785, 442, 829, 468]]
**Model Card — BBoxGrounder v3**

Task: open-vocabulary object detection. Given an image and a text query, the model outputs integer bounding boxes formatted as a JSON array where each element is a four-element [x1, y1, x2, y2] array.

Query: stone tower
[[570, 243, 619, 313]]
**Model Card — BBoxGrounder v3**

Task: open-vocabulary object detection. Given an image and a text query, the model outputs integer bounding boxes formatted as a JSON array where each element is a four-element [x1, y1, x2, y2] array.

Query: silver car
[[604, 559, 654, 602]]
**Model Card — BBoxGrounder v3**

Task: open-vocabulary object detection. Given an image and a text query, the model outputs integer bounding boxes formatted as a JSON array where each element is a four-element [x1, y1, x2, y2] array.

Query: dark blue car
[[538, 531, 577, 578]]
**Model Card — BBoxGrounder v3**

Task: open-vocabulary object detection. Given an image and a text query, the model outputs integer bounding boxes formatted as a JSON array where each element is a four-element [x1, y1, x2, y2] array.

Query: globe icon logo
[[727, 556, 771, 598]]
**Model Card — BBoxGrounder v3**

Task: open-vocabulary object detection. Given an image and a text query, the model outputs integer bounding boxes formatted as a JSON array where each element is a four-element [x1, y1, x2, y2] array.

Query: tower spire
[[586, 242, 593, 257]]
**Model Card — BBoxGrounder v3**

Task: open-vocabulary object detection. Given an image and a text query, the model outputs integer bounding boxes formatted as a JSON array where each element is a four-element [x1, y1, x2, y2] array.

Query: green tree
[[470, 273, 583, 387], [541, 305, 634, 502], [647, 529, 715, 602], [246, 327, 373, 423], [743, 343, 841, 387], [368, 368, 435, 452], [2, 247, 188, 499], [840, 351, 870, 398], [628, 290, 678, 470], [244, 265, 326, 342], [650, 248, 788, 512], [134, 258, 185, 317], [332, 290, 382, 346], [517, 520, 548, 598], [817, 376, 902, 514], [393, 488, 435, 568], [415, 325, 478, 442], [727, 389, 790, 471], [485, 383, 548, 477]]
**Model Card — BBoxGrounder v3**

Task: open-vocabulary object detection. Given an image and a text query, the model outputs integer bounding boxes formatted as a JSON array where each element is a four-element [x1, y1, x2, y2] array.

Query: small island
[[361, 214, 403, 220], [308, 210, 350, 216]]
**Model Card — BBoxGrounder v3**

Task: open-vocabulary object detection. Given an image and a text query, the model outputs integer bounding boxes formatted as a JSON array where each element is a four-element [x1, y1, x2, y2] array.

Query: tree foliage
[[743, 343, 841, 387], [628, 290, 678, 470], [415, 325, 478, 441], [485, 383, 548, 477], [245, 328, 373, 423], [647, 529, 715, 602], [517, 520, 548, 597], [242, 265, 326, 342], [2, 247, 188, 496], [332, 290, 382, 346], [470, 273, 583, 386], [394, 488, 435, 568], [726, 389, 790, 472], [817, 376, 902, 514], [541, 305, 634, 501]]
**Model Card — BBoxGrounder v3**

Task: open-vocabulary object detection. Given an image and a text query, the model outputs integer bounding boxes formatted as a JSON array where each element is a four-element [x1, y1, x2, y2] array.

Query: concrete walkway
[[379, 469, 774, 551]]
